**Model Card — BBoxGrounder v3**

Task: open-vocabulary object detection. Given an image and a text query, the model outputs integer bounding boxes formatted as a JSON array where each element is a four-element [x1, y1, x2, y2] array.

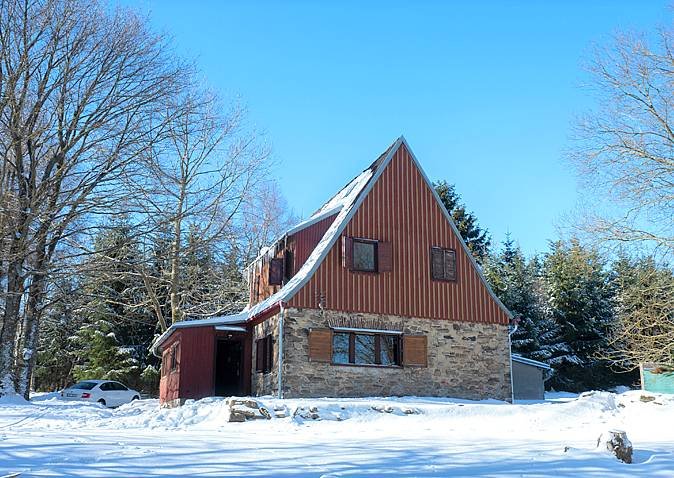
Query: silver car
[[60, 380, 140, 407]]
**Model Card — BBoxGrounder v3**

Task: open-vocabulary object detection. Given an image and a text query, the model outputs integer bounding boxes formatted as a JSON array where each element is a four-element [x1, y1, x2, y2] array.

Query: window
[[111, 382, 128, 391], [268, 258, 284, 285], [353, 239, 377, 272], [71, 381, 97, 390], [332, 331, 401, 366], [431, 247, 457, 281], [99, 382, 112, 391], [256, 334, 274, 373], [170, 343, 179, 372]]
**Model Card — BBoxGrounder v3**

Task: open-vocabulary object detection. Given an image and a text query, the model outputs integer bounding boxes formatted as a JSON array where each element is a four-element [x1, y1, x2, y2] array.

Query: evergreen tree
[[484, 237, 545, 356], [539, 240, 617, 391], [70, 218, 158, 391], [71, 317, 139, 383], [33, 279, 84, 391], [434, 181, 491, 263]]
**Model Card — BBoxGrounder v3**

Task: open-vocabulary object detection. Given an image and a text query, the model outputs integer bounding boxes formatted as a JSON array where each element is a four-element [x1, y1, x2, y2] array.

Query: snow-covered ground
[[1, 390, 673, 477]]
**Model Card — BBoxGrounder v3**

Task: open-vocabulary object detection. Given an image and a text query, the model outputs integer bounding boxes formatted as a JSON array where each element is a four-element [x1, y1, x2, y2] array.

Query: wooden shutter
[[308, 328, 333, 362], [255, 339, 264, 372], [403, 335, 428, 367], [265, 335, 274, 373], [378, 241, 392, 272], [268, 258, 284, 285], [431, 247, 444, 280], [342, 236, 353, 270], [284, 249, 294, 281], [444, 249, 457, 281]]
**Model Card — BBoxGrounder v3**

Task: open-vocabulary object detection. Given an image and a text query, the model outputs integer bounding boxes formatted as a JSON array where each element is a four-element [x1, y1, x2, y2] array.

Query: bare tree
[[0, 0, 186, 397], [132, 90, 270, 331], [607, 257, 674, 369], [570, 28, 674, 258]]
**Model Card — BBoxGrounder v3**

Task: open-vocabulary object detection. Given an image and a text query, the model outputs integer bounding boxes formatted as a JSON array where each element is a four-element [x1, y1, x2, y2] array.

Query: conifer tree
[[539, 240, 616, 391], [434, 181, 491, 263], [484, 237, 545, 356]]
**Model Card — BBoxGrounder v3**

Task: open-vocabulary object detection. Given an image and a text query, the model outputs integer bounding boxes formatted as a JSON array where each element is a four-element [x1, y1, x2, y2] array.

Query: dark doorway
[[214, 339, 243, 396]]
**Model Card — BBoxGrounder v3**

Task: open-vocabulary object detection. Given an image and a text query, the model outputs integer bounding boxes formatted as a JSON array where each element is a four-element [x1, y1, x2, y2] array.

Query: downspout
[[508, 322, 519, 404], [277, 301, 285, 399]]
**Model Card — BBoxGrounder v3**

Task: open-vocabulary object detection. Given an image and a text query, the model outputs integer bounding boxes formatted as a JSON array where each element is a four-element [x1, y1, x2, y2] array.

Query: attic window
[[353, 239, 377, 272], [268, 258, 284, 286], [343, 236, 392, 273], [431, 247, 457, 281]]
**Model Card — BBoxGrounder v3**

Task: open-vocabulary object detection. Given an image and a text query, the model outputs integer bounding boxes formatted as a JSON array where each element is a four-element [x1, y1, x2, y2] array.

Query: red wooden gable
[[288, 142, 510, 325]]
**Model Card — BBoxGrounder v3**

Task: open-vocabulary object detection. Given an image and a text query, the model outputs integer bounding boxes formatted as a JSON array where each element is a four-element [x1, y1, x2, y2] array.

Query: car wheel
[[132, 395, 139, 401], [98, 399, 106, 407]]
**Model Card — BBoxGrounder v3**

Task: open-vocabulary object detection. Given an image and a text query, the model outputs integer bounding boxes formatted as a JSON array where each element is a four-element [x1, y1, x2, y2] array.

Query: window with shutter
[[430, 246, 457, 281], [330, 331, 401, 366], [268, 258, 284, 285]]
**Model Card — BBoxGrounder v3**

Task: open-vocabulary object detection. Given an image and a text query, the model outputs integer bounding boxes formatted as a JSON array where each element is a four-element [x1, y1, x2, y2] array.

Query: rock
[[227, 398, 259, 409], [228, 410, 247, 423], [597, 430, 633, 464], [640, 395, 656, 403]]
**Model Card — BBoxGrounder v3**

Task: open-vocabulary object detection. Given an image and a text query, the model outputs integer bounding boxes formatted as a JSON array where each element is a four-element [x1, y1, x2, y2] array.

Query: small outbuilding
[[511, 354, 552, 400]]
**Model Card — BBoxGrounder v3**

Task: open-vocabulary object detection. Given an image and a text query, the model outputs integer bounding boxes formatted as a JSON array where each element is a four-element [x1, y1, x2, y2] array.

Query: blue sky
[[125, 0, 670, 256]]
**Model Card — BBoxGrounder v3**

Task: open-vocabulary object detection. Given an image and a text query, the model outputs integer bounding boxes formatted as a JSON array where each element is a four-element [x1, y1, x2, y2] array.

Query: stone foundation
[[278, 308, 512, 401]]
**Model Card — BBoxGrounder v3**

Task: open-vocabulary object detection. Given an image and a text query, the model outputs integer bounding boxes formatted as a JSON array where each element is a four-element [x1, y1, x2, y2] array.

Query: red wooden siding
[[249, 213, 337, 307], [159, 326, 252, 403], [291, 213, 338, 271], [289, 143, 509, 325], [178, 327, 216, 399]]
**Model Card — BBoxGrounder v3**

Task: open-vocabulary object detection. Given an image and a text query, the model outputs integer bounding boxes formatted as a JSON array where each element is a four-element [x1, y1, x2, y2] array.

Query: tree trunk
[[0, 255, 25, 396], [16, 267, 46, 399]]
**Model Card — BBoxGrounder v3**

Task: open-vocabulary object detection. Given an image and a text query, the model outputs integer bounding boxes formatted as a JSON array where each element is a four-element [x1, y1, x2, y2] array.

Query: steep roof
[[152, 137, 512, 354], [152, 139, 397, 355]]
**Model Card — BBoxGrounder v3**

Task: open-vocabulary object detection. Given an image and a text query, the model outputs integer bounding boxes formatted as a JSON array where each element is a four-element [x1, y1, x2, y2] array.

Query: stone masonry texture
[[272, 308, 512, 401]]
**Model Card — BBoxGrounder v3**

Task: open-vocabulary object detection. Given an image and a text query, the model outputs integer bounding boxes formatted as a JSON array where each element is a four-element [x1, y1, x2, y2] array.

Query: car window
[[112, 382, 128, 391], [99, 382, 111, 391], [71, 381, 97, 390]]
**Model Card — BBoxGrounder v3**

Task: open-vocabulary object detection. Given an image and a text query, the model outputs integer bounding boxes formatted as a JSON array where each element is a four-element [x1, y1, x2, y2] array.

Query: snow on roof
[[152, 135, 514, 355], [512, 354, 552, 370], [152, 140, 397, 356]]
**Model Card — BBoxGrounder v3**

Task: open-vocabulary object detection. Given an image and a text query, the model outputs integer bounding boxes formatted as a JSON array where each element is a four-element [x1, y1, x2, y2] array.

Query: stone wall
[[251, 315, 280, 396], [280, 308, 512, 401]]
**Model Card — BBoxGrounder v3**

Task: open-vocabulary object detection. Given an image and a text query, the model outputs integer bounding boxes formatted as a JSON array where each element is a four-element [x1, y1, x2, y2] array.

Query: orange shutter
[[308, 328, 333, 362], [403, 335, 428, 367]]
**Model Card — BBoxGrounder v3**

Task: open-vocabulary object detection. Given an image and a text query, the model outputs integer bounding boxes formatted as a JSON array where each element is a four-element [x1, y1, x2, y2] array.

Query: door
[[214, 339, 244, 396]]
